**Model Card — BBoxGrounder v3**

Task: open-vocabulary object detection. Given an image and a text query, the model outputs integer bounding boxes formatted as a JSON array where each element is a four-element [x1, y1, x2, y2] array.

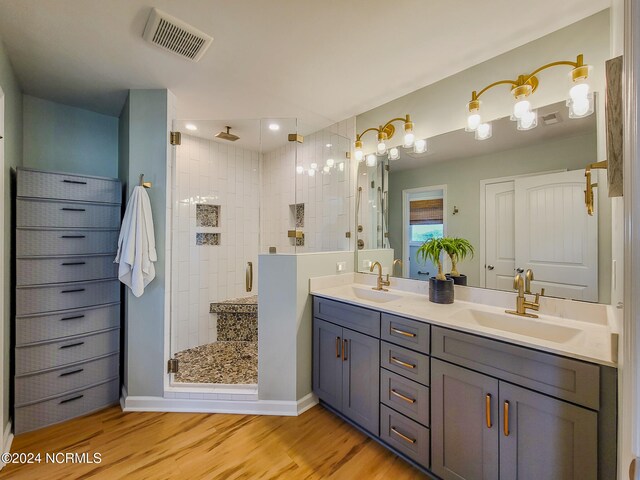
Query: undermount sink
[[349, 285, 403, 304], [449, 308, 582, 343]]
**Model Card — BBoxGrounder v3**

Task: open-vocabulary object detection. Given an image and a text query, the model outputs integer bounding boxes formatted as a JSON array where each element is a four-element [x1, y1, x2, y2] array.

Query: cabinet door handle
[[335, 336, 341, 358], [61, 235, 86, 239], [342, 339, 348, 361], [61, 208, 86, 212], [503, 401, 510, 436], [61, 288, 85, 294], [62, 179, 87, 185], [486, 394, 492, 428], [59, 342, 84, 350], [391, 427, 416, 444], [61, 262, 86, 266], [246, 261, 253, 292], [59, 368, 84, 377], [391, 389, 416, 404], [390, 327, 416, 338], [59, 394, 84, 405], [390, 356, 415, 369], [60, 315, 85, 321]]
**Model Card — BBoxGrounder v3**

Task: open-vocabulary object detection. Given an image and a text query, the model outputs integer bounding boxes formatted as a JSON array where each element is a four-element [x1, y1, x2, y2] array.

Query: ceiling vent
[[143, 8, 213, 62], [542, 112, 563, 126]]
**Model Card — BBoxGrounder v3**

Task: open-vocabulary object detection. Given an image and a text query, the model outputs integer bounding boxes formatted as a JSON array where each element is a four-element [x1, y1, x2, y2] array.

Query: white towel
[[114, 186, 157, 297]]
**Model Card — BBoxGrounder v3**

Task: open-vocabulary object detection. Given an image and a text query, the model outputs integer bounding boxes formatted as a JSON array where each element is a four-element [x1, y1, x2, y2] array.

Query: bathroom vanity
[[311, 275, 617, 480]]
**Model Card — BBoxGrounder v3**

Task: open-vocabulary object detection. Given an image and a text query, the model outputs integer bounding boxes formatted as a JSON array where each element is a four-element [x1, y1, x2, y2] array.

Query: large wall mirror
[[355, 100, 611, 303]]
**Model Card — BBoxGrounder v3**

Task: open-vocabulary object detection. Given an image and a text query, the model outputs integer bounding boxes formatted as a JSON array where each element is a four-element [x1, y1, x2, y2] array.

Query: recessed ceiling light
[[186, 123, 197, 131], [268, 123, 280, 131]]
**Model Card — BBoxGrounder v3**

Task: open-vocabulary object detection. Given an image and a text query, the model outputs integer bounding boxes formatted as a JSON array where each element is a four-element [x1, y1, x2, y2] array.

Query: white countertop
[[310, 274, 618, 367]]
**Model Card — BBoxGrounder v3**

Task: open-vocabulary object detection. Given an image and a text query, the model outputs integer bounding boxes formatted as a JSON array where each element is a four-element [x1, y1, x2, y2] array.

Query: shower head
[[215, 126, 240, 142]]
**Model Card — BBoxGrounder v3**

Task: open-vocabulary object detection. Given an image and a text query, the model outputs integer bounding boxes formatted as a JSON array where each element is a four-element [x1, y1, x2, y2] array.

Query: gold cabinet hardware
[[503, 401, 510, 436], [391, 389, 416, 404], [486, 394, 492, 428], [342, 339, 348, 361], [390, 357, 416, 369], [287, 230, 304, 239], [391, 327, 416, 338], [335, 336, 341, 358], [391, 427, 416, 444], [245, 261, 253, 292]]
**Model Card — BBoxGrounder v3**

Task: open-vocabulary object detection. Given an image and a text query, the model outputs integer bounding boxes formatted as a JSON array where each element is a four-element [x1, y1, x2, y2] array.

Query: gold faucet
[[506, 273, 542, 318], [370, 261, 391, 291]]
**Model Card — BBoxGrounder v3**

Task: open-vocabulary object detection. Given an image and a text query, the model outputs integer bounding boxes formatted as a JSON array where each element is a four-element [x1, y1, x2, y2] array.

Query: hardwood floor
[[0, 405, 427, 479]]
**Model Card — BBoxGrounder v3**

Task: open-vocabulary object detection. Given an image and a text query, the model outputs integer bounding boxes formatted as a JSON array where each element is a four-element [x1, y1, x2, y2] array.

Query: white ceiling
[[0, 0, 610, 133], [390, 101, 597, 172]]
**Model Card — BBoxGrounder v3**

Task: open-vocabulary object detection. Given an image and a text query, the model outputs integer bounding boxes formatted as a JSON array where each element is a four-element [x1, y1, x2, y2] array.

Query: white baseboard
[[0, 420, 13, 471], [121, 386, 318, 416]]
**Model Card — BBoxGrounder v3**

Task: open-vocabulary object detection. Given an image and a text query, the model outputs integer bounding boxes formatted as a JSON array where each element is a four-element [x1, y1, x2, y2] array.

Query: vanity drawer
[[380, 369, 429, 426], [381, 341, 430, 386], [17, 169, 121, 204], [381, 313, 430, 353], [15, 353, 119, 406], [16, 303, 120, 346], [313, 297, 380, 337], [15, 328, 120, 375], [17, 255, 118, 286], [432, 326, 600, 409], [380, 404, 430, 468], [16, 228, 120, 257], [14, 378, 119, 434], [16, 279, 120, 316], [17, 198, 121, 228]]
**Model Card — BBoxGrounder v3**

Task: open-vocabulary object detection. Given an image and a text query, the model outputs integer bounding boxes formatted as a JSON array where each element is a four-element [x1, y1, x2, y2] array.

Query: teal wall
[[23, 95, 118, 178], [0, 36, 22, 440], [118, 90, 168, 397]]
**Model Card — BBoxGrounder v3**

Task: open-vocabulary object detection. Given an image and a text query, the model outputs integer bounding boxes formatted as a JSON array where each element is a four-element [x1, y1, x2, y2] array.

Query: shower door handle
[[246, 262, 253, 292]]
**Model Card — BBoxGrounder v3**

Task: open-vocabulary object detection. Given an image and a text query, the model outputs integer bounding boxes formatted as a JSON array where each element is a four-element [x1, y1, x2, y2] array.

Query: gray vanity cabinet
[[313, 316, 380, 435], [432, 358, 598, 480], [431, 359, 499, 480]]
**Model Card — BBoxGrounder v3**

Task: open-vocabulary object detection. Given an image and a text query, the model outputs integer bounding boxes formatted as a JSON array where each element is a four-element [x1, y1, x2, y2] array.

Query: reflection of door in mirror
[[403, 186, 446, 280], [482, 170, 598, 301]]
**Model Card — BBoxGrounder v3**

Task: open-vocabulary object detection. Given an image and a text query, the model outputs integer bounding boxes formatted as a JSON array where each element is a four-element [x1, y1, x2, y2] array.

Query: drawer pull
[[60, 315, 85, 321], [390, 389, 416, 404], [486, 393, 492, 428], [60, 342, 84, 350], [61, 235, 86, 239], [343, 339, 348, 361], [503, 401, 510, 436], [61, 288, 85, 293], [61, 261, 86, 266], [59, 368, 84, 377], [61, 208, 86, 212], [62, 179, 87, 185], [391, 327, 416, 338], [336, 336, 341, 358], [391, 426, 416, 444], [59, 394, 84, 405], [390, 356, 416, 369]]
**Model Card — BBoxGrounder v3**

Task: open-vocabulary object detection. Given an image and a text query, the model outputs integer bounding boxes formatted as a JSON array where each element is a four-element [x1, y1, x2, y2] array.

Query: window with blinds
[[410, 199, 444, 225]]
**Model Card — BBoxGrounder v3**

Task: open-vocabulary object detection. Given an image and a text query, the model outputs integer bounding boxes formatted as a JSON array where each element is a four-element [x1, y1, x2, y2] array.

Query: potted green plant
[[443, 237, 475, 286], [416, 237, 454, 304]]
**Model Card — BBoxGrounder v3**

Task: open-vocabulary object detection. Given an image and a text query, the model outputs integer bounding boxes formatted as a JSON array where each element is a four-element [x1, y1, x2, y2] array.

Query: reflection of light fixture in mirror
[[355, 114, 426, 162], [414, 138, 427, 153], [310, 162, 318, 170], [325, 143, 332, 148], [326, 158, 335, 168], [308, 168, 316, 177], [185, 123, 197, 131], [366, 154, 377, 167], [338, 162, 345, 171], [268, 123, 280, 131], [296, 165, 304, 174], [466, 54, 593, 139], [323, 165, 331, 173], [475, 123, 492, 140]]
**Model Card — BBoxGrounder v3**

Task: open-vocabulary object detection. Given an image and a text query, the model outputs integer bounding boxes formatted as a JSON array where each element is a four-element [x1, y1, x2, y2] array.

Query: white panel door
[[484, 181, 516, 291], [515, 170, 598, 302]]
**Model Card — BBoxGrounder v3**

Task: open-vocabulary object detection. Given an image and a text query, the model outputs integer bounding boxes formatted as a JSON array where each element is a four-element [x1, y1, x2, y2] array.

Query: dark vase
[[429, 277, 455, 304], [446, 274, 467, 286]]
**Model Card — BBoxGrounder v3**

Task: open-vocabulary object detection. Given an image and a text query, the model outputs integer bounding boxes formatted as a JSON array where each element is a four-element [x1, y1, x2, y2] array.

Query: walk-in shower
[[168, 118, 353, 389]]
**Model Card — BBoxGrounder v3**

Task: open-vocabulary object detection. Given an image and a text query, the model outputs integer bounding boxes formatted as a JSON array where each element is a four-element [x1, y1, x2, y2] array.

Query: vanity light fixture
[[466, 54, 594, 139], [355, 114, 426, 162]]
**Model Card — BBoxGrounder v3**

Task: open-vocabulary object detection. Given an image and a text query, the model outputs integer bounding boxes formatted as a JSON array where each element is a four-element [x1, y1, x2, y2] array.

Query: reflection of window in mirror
[[403, 186, 446, 279]]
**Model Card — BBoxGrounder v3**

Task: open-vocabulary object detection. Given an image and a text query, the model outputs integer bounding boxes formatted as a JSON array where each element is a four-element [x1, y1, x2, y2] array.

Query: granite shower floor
[[173, 341, 257, 385]]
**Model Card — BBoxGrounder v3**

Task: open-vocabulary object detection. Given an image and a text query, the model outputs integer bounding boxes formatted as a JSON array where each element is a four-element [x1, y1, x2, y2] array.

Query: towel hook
[[139, 174, 152, 189]]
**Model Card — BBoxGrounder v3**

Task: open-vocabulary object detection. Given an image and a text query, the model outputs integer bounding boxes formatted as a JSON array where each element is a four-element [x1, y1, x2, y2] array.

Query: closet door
[[484, 181, 515, 291], [514, 170, 598, 301]]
